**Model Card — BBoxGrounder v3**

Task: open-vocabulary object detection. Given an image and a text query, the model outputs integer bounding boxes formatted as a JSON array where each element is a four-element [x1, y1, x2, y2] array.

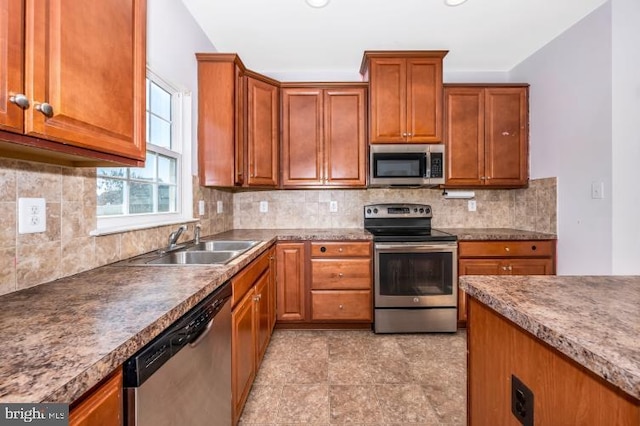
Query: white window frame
[[93, 70, 194, 235]]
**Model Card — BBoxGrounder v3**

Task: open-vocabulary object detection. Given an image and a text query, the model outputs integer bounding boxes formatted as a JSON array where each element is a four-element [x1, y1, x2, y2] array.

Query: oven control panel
[[364, 203, 432, 218]]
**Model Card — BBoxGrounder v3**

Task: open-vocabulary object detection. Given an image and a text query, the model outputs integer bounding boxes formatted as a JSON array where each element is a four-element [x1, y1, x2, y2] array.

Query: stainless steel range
[[364, 203, 458, 333]]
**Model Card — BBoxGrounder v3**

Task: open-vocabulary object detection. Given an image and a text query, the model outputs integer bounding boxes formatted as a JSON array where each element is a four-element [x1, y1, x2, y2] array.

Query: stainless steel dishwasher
[[123, 281, 231, 426]]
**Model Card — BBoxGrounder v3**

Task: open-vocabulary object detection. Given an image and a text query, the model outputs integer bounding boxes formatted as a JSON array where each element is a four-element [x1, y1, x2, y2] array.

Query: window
[[96, 71, 192, 233]]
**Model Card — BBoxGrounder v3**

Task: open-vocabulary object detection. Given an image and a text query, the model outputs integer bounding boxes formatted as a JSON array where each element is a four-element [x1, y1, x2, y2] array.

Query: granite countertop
[[460, 275, 640, 400], [441, 227, 556, 240], [0, 229, 371, 404]]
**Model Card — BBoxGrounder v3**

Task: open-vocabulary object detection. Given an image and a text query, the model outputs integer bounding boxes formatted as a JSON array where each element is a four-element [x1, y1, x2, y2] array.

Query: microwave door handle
[[425, 152, 431, 179]]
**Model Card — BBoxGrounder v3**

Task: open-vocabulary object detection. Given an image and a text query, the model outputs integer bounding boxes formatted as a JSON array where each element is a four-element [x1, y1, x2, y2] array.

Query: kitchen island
[[460, 275, 640, 425]]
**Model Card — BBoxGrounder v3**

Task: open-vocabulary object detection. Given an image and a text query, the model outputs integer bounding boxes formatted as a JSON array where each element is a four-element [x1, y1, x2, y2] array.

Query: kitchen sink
[[112, 240, 261, 266], [186, 240, 259, 252], [146, 250, 241, 265]]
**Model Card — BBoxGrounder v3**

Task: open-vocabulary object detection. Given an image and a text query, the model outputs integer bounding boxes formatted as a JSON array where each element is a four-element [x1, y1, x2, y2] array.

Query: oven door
[[374, 242, 457, 308]]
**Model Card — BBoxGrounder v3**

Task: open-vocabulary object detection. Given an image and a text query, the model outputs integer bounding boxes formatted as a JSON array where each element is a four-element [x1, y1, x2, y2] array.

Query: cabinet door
[[275, 242, 307, 322], [231, 289, 256, 424], [254, 270, 271, 367], [406, 57, 442, 142], [69, 368, 122, 426], [281, 88, 323, 186], [311, 290, 372, 321], [246, 77, 278, 186], [368, 58, 406, 143], [324, 88, 366, 187], [444, 87, 485, 186], [484, 87, 528, 186], [508, 258, 554, 275], [458, 258, 504, 324], [24, 0, 146, 161], [0, 0, 24, 133]]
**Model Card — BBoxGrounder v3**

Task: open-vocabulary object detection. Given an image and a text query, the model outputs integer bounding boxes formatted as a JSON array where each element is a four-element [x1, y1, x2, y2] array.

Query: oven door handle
[[374, 242, 457, 252]]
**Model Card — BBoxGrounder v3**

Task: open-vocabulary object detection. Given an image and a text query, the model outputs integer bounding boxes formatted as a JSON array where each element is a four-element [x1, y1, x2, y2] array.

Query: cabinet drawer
[[311, 259, 371, 290], [459, 240, 554, 258], [232, 250, 270, 307], [310, 241, 371, 257], [311, 290, 372, 321]]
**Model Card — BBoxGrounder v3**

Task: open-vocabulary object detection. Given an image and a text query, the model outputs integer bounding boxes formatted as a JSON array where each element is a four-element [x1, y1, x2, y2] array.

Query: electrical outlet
[[216, 200, 223, 214], [198, 200, 205, 216], [18, 198, 46, 234], [591, 181, 604, 199], [511, 375, 534, 426], [259, 201, 268, 213], [329, 201, 338, 212], [468, 200, 477, 212]]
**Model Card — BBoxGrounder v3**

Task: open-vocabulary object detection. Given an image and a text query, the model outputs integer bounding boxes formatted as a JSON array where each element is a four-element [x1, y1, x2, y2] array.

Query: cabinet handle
[[505, 247, 510, 252], [480, 176, 486, 180], [502, 266, 508, 271], [35, 102, 54, 118], [338, 247, 343, 253], [9, 94, 30, 109], [338, 272, 343, 278], [339, 304, 344, 309], [508, 265, 513, 271]]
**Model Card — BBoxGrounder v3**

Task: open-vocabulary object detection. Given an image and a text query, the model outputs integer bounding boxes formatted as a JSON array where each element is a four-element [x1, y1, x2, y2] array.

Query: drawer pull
[[502, 266, 508, 271], [531, 245, 537, 251], [338, 273, 343, 278], [338, 247, 343, 253], [505, 247, 510, 252], [339, 304, 344, 309], [320, 246, 326, 252]]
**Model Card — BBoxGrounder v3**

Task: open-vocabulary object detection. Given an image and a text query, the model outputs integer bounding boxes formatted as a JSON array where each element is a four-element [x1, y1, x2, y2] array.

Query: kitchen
[[0, 0, 638, 425]]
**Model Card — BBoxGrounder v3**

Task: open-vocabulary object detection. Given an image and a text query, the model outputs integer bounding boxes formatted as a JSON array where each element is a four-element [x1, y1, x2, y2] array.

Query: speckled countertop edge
[[460, 275, 640, 400], [440, 227, 557, 240]]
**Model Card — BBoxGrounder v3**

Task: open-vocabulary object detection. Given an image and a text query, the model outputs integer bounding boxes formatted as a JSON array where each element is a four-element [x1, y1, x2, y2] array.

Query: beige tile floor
[[239, 329, 467, 425]]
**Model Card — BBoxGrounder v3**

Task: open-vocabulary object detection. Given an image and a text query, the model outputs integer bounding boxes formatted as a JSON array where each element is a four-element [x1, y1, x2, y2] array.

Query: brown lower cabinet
[[468, 299, 640, 425], [458, 240, 556, 327], [69, 367, 122, 426], [276, 240, 372, 326], [231, 247, 276, 424]]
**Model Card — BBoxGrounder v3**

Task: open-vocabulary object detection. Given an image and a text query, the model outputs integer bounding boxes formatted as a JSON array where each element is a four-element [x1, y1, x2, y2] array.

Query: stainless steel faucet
[[194, 224, 201, 245], [167, 225, 187, 250]]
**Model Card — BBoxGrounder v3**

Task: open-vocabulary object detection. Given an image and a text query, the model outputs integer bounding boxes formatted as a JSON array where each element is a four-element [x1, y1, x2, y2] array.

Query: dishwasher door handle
[[189, 319, 214, 348]]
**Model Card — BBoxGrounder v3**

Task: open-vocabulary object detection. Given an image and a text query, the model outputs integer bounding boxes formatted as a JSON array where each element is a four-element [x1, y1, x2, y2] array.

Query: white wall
[[510, 3, 613, 274], [611, 0, 640, 274], [147, 0, 217, 174]]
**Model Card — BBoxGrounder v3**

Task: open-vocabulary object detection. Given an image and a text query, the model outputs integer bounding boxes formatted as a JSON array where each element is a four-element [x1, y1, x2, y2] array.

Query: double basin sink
[[116, 240, 260, 266]]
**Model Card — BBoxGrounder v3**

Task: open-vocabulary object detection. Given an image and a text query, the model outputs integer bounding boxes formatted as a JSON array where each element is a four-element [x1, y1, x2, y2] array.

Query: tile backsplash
[[0, 156, 555, 297], [0, 159, 232, 296], [234, 177, 557, 233]]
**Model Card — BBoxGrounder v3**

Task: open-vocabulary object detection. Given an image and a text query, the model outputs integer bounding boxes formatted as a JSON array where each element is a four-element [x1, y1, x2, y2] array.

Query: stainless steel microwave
[[369, 144, 445, 187]]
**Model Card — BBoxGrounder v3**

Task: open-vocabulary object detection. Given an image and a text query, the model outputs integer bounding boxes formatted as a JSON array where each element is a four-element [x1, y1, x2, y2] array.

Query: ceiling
[[182, 0, 608, 81]]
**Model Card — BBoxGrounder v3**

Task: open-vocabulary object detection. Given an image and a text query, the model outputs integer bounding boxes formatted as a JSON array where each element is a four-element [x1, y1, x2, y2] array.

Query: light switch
[[468, 200, 477, 212], [591, 181, 604, 199], [216, 200, 223, 214], [198, 200, 205, 216], [329, 201, 338, 212], [259, 201, 268, 213]]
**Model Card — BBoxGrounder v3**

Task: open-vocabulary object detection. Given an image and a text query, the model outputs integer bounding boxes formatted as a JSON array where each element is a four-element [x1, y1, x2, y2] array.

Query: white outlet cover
[[18, 197, 46, 234], [329, 201, 338, 212], [198, 200, 205, 216], [259, 201, 268, 213], [468, 200, 477, 212], [217, 200, 223, 213]]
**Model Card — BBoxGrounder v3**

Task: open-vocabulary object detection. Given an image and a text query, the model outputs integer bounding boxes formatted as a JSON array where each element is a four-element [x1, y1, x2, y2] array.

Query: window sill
[[90, 218, 199, 237]]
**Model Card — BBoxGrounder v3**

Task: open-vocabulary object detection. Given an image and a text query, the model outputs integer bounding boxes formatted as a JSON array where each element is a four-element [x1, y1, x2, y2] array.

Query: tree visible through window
[[97, 76, 180, 218]]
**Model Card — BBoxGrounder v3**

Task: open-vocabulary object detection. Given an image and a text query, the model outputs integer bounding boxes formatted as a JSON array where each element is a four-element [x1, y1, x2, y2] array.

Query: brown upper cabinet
[[0, 0, 146, 167], [197, 54, 279, 188], [281, 84, 367, 188], [361, 51, 447, 144], [444, 84, 529, 188]]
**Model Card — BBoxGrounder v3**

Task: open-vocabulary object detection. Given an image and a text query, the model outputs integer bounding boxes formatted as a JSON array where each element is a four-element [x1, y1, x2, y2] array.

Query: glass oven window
[[378, 252, 453, 296]]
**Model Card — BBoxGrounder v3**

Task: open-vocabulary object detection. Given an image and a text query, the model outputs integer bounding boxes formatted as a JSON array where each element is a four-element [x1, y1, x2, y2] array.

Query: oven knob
[[413, 297, 420, 303], [373, 208, 378, 214], [414, 208, 417, 212], [425, 207, 431, 214], [419, 208, 424, 213], [366, 208, 371, 214]]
